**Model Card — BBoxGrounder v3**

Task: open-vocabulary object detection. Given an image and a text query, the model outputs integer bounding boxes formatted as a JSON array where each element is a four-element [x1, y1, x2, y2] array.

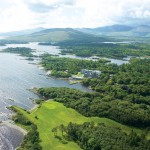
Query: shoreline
[[0, 120, 27, 150], [0, 120, 27, 135], [29, 103, 39, 113]]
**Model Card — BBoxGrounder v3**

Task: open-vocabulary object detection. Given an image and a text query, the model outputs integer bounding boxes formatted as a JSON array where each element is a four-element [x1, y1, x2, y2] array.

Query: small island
[[54, 42, 150, 59], [40, 54, 109, 80], [1, 47, 35, 57]]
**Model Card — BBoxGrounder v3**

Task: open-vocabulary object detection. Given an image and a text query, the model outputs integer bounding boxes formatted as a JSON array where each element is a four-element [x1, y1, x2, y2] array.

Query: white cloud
[[0, 0, 150, 32]]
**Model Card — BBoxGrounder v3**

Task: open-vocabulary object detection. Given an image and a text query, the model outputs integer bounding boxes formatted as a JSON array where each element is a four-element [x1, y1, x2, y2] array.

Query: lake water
[[0, 53, 91, 120], [0, 43, 92, 150], [0, 42, 129, 149], [0, 124, 24, 150], [0, 42, 129, 65], [0, 42, 129, 120]]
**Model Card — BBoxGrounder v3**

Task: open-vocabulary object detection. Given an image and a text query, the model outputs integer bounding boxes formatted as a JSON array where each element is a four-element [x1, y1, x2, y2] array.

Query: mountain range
[[6, 28, 109, 42], [3, 24, 150, 42], [77, 24, 150, 37], [0, 27, 45, 36]]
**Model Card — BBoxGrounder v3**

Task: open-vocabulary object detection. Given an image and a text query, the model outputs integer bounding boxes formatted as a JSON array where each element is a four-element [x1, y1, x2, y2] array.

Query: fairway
[[15, 100, 148, 150]]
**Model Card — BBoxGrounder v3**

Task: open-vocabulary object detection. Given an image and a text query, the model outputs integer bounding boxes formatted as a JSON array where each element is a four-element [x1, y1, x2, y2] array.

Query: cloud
[[24, 0, 76, 13], [27, 2, 58, 13], [0, 0, 150, 32], [128, 7, 150, 19], [111, 0, 150, 26], [56, 0, 76, 6]]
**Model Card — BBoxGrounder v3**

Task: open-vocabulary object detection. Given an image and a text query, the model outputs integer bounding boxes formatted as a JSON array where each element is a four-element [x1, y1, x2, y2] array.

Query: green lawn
[[14, 101, 149, 150]]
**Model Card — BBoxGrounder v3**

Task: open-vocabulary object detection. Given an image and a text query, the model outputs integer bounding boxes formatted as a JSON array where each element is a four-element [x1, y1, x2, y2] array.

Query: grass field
[[14, 100, 149, 150]]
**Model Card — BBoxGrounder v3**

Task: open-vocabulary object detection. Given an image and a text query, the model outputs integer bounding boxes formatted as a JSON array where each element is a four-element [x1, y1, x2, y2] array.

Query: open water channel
[[0, 42, 128, 149]]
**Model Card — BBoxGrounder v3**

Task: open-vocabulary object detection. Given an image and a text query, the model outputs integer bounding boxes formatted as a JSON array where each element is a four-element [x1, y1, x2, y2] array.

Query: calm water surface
[[0, 43, 91, 150], [0, 53, 91, 120], [0, 42, 129, 65], [0, 42, 129, 149], [0, 42, 129, 120]]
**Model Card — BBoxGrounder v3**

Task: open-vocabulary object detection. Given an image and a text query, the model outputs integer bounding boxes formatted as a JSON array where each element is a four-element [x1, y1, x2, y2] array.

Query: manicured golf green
[[14, 100, 148, 150]]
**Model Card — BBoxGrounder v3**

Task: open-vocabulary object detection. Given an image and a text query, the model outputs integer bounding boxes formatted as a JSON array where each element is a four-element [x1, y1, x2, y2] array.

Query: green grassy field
[[14, 101, 149, 150]]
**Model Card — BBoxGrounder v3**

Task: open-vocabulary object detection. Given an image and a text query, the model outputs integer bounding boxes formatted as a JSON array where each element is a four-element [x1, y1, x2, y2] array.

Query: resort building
[[81, 69, 101, 78]]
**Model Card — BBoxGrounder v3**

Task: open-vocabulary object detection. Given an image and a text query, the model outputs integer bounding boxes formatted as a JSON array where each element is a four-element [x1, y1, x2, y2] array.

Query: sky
[[0, 0, 150, 32]]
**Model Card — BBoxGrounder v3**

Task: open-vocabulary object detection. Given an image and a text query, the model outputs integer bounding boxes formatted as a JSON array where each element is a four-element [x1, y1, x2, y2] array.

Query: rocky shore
[[0, 121, 26, 150]]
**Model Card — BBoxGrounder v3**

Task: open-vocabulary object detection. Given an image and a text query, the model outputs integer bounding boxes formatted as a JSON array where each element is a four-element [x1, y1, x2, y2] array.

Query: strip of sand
[[0, 120, 27, 135]]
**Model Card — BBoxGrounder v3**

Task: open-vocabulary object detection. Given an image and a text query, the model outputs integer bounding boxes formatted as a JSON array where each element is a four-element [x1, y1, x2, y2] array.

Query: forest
[[36, 86, 150, 128], [36, 58, 150, 128], [39, 40, 150, 59], [36, 86, 150, 149], [0, 40, 28, 46], [62, 122, 150, 150], [1, 47, 35, 57], [7, 42, 149, 150], [41, 54, 115, 78], [57, 42, 150, 59]]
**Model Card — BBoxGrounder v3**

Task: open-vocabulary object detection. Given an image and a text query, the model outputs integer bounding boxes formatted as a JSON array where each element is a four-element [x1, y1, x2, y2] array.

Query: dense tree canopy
[[41, 54, 111, 77], [64, 122, 150, 150], [56, 42, 150, 59], [36, 85, 150, 128], [1, 47, 34, 57]]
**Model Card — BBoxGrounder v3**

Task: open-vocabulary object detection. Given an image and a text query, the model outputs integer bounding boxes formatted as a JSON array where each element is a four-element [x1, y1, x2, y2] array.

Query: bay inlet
[[0, 43, 129, 149]]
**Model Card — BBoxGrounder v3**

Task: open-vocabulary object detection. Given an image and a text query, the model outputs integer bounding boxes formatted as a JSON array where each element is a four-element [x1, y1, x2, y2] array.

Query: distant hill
[[5, 25, 150, 42], [77, 25, 133, 34], [92, 24, 133, 32], [0, 27, 46, 36], [7, 28, 109, 42], [77, 24, 150, 38], [128, 25, 150, 37]]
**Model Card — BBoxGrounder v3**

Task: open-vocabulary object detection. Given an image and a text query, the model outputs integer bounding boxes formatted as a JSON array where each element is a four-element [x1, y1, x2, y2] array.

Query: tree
[[52, 127, 57, 136], [59, 124, 65, 136]]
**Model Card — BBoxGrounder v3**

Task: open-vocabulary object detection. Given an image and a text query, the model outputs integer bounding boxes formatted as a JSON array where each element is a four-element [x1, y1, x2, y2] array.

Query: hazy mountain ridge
[[5, 24, 150, 42], [77, 24, 150, 37], [0, 27, 46, 36], [7, 28, 109, 42], [77, 25, 133, 33]]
